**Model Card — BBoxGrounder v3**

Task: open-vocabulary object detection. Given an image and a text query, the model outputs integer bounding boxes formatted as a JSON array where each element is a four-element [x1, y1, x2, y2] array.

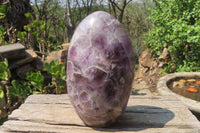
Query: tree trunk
[[65, 0, 75, 39], [0, 0, 34, 44], [118, 0, 127, 23], [108, 0, 111, 14]]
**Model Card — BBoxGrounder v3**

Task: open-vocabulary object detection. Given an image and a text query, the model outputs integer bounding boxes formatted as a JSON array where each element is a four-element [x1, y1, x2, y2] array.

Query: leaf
[[39, 25, 45, 31], [17, 31, 27, 41], [8, 86, 15, 97], [0, 88, 4, 100], [44, 60, 66, 93], [26, 71, 44, 93], [32, 20, 39, 28], [0, 5, 6, 19], [0, 13, 5, 19], [61, 75, 66, 80], [33, 91, 41, 95], [52, 81, 56, 86], [44, 63, 51, 72], [0, 71, 7, 80], [0, 5, 7, 14], [11, 80, 21, 95], [32, 31, 39, 37], [24, 25, 31, 32], [11, 80, 20, 89], [25, 13, 32, 19], [7, 69, 11, 78], [4, 59, 8, 67]]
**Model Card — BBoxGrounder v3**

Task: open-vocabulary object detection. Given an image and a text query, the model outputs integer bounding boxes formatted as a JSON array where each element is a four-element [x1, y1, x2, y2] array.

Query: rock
[[46, 49, 68, 65], [134, 49, 164, 93], [179, 79, 186, 83], [158, 48, 169, 61], [0, 43, 26, 60], [151, 61, 158, 69], [57, 43, 70, 50], [67, 11, 134, 127], [46, 50, 62, 63], [34, 58, 44, 71], [158, 62, 165, 68], [62, 43, 70, 50], [135, 50, 157, 78], [139, 49, 154, 68], [158, 44, 170, 68], [150, 67, 159, 76], [26, 49, 37, 58], [172, 81, 185, 88], [16, 64, 35, 79], [187, 79, 196, 82], [135, 64, 148, 78]]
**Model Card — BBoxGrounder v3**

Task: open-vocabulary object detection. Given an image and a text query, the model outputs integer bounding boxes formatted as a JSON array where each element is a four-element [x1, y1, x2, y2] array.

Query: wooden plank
[[0, 95, 200, 133], [0, 43, 26, 60]]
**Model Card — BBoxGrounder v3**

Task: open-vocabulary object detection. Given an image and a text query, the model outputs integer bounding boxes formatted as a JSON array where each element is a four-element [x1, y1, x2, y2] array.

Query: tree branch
[[110, 0, 122, 11]]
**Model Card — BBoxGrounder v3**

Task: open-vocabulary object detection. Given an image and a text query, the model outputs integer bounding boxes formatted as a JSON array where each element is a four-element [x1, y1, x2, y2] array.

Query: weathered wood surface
[[0, 43, 26, 60], [0, 95, 200, 133]]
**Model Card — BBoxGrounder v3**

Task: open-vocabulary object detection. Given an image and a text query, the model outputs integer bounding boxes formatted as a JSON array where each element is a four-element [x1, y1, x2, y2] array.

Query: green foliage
[[0, 59, 31, 99], [26, 71, 46, 94], [0, 88, 6, 113], [24, 13, 32, 20], [0, 5, 8, 46], [0, 88, 4, 101], [17, 19, 48, 57], [0, 59, 11, 114], [31, 20, 45, 32], [0, 59, 66, 104], [17, 31, 27, 41], [0, 58, 47, 117], [0, 5, 7, 19], [0, 59, 11, 82], [9, 80, 31, 98], [0, 25, 8, 46], [23, 20, 45, 38], [24, 25, 31, 32], [146, 0, 200, 72], [45, 60, 66, 94]]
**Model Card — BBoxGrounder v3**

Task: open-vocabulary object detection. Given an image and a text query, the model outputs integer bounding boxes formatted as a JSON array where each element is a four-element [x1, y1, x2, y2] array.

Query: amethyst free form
[[67, 11, 135, 127]]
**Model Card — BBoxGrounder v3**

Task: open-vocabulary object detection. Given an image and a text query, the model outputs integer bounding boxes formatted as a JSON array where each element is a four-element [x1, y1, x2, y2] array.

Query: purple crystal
[[67, 11, 135, 127]]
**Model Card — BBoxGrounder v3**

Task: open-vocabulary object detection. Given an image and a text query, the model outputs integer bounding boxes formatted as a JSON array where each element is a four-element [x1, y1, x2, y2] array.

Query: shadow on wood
[[92, 105, 174, 132]]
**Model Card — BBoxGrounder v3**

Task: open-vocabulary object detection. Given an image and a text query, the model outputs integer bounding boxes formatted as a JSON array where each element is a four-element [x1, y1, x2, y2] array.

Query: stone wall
[[133, 47, 170, 93]]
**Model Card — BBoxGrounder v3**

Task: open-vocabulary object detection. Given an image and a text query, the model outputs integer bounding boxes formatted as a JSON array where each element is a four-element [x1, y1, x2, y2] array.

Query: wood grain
[[0, 94, 200, 133]]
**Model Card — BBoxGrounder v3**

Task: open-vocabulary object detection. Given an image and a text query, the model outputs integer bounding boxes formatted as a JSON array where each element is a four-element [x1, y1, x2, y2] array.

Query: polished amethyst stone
[[67, 11, 135, 127]]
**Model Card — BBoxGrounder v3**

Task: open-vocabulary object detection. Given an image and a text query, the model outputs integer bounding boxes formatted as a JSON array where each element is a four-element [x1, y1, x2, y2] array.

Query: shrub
[[45, 60, 66, 94], [26, 71, 46, 94], [145, 0, 200, 72]]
